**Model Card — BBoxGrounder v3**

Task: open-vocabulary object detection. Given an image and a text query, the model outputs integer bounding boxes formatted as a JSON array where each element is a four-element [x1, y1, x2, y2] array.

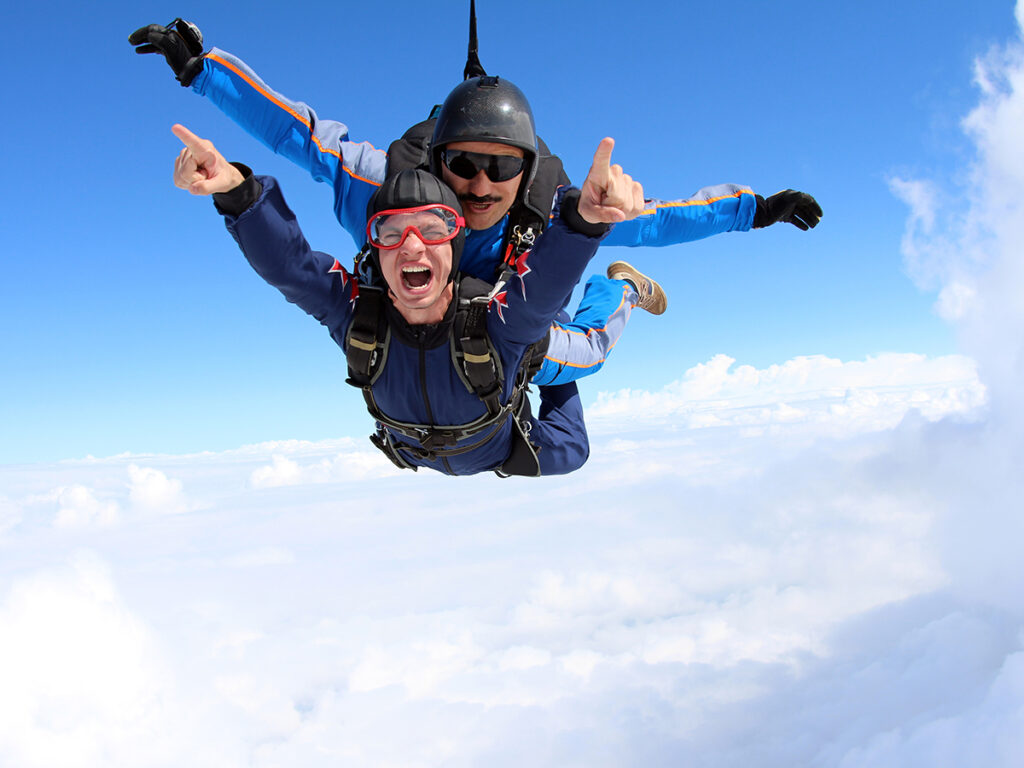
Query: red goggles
[[366, 204, 466, 250]]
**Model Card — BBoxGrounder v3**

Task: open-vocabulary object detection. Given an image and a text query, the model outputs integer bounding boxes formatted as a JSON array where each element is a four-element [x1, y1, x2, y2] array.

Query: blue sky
[[0, 0, 1013, 463], [4, 3, 1024, 765]]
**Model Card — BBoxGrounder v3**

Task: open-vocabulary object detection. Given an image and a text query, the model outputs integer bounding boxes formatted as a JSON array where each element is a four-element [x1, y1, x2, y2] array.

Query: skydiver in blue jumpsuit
[[171, 125, 645, 475]]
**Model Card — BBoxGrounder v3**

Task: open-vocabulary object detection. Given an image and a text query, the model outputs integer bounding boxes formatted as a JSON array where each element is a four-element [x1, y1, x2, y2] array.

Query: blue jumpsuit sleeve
[[490, 192, 604, 346], [192, 48, 385, 244], [222, 175, 356, 348], [603, 183, 757, 247]]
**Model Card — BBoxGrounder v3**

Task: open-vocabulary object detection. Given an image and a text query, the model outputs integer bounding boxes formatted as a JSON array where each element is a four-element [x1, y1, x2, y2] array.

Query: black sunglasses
[[441, 149, 526, 183]]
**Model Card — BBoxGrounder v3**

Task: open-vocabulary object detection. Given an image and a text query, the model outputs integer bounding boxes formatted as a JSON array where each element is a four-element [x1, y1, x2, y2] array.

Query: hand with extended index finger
[[577, 137, 646, 225], [171, 124, 244, 195]]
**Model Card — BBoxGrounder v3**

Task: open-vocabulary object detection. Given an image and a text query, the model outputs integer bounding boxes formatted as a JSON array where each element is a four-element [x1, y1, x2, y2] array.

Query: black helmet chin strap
[[464, 0, 487, 80]]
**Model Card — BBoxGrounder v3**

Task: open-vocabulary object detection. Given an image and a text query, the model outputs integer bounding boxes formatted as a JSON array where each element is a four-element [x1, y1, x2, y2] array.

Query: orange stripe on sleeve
[[206, 53, 382, 187], [638, 189, 754, 217]]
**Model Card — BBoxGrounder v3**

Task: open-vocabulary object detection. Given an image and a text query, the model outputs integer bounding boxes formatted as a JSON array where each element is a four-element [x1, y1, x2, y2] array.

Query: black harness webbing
[[342, 284, 388, 387], [344, 276, 546, 477]]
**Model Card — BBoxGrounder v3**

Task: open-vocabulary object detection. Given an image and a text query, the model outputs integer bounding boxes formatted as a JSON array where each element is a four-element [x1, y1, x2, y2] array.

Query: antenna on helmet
[[463, 0, 487, 79]]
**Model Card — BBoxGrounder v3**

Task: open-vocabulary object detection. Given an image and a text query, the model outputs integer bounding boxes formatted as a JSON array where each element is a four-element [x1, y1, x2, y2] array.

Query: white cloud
[[225, 546, 295, 568], [127, 464, 189, 515], [249, 446, 401, 488], [53, 485, 119, 529], [934, 280, 977, 321], [587, 352, 985, 439], [250, 454, 304, 488], [0, 496, 21, 535], [0, 554, 234, 768]]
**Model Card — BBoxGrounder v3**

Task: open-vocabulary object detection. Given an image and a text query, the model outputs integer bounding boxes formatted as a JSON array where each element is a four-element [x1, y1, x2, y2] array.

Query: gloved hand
[[128, 19, 205, 87], [753, 190, 822, 231]]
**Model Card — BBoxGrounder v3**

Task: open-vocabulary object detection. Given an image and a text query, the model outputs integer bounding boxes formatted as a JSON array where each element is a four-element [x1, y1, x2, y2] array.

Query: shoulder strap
[[451, 276, 504, 415], [522, 140, 569, 225], [344, 283, 389, 388], [385, 118, 436, 177], [499, 145, 569, 274]]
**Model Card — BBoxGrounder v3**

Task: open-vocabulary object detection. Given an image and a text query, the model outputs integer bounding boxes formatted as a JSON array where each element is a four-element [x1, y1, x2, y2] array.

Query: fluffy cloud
[[0, 496, 22, 535], [587, 352, 984, 438], [127, 464, 189, 515], [53, 485, 119, 529], [249, 440, 401, 488], [0, 555, 232, 767]]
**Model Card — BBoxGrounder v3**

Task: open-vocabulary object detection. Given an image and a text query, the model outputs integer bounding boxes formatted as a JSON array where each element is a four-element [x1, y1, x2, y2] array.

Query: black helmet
[[367, 169, 466, 283], [429, 76, 538, 195]]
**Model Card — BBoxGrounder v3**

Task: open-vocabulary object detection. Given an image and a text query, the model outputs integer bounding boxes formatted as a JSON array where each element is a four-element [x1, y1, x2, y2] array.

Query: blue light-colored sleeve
[[192, 48, 385, 244], [604, 183, 757, 247]]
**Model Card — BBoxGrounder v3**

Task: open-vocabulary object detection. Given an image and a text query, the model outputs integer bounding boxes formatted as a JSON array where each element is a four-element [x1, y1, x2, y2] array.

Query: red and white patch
[[328, 259, 358, 305], [514, 249, 532, 299], [488, 290, 509, 323]]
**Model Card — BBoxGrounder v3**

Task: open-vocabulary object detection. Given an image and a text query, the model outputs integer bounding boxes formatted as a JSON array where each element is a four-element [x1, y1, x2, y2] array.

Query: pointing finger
[[171, 123, 207, 154], [590, 137, 615, 170], [587, 137, 615, 186]]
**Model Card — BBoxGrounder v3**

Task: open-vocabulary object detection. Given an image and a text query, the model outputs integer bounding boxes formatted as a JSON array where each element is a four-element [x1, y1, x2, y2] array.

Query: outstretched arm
[[131, 21, 385, 243], [170, 125, 356, 347], [603, 184, 822, 247], [496, 139, 643, 345]]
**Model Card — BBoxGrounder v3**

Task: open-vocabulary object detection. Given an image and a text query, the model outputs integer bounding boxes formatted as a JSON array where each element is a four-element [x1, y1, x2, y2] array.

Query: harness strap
[[495, 393, 541, 478], [379, 385, 527, 462], [344, 285, 388, 386], [370, 429, 419, 471], [369, 383, 523, 452], [459, 296, 502, 415], [344, 275, 545, 475]]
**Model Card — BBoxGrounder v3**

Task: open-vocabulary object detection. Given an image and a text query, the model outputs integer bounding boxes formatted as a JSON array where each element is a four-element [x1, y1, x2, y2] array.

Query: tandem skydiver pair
[[171, 125, 640, 476], [131, 17, 822, 476]]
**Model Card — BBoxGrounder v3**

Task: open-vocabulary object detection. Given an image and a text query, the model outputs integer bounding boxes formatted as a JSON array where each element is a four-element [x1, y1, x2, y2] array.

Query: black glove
[[753, 190, 822, 231], [128, 18, 205, 87]]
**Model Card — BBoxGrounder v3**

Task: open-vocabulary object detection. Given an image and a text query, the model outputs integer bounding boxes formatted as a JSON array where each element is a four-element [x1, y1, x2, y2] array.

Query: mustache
[[459, 193, 502, 205]]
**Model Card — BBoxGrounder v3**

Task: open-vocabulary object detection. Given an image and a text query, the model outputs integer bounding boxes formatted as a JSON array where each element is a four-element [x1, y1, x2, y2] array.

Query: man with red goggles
[[173, 124, 642, 476]]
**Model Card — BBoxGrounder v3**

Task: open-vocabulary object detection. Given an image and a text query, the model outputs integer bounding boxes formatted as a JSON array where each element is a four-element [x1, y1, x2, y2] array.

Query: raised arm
[[170, 125, 357, 347], [495, 138, 642, 344], [131, 21, 385, 244]]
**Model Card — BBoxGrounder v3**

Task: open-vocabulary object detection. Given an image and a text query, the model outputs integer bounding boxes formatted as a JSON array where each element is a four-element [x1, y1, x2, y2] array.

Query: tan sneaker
[[607, 261, 667, 315]]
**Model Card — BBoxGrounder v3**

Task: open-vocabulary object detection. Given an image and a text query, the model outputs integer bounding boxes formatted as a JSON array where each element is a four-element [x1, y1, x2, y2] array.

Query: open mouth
[[401, 265, 433, 291]]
